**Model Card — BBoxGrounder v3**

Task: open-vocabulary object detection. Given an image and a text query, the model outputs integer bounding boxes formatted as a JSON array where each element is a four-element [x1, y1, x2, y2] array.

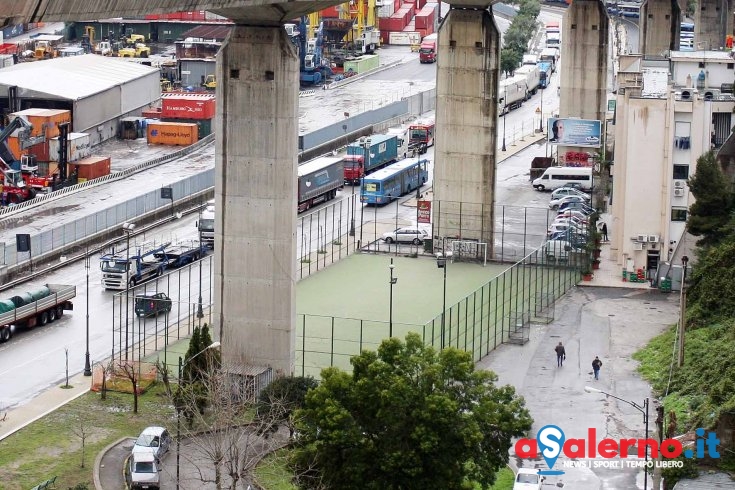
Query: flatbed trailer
[[155, 242, 206, 269], [0, 284, 75, 342]]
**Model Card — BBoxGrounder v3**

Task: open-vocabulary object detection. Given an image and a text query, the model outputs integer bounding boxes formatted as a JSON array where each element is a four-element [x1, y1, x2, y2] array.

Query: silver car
[[382, 227, 429, 245], [132, 426, 171, 459]]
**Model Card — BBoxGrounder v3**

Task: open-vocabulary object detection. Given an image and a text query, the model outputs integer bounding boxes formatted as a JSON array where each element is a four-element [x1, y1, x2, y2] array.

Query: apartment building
[[611, 51, 734, 278]]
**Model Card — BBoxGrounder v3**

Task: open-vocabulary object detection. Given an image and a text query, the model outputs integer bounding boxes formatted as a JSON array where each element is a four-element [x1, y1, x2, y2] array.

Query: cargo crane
[[0, 116, 47, 204], [294, 18, 333, 86]]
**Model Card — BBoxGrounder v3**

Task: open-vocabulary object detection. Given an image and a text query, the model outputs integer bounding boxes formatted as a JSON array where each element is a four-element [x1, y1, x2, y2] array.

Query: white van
[[532, 166, 593, 191]]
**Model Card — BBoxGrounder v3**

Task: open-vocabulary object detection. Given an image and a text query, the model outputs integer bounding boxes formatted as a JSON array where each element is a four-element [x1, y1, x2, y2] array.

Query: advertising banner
[[417, 200, 431, 224], [547, 118, 602, 148]]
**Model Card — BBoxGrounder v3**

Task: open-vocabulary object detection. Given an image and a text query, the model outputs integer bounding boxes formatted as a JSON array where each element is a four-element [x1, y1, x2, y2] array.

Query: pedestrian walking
[[592, 356, 603, 380], [601, 222, 609, 242], [555, 342, 566, 367]]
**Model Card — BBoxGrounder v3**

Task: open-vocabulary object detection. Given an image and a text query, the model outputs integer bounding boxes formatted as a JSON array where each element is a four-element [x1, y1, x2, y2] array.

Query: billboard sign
[[547, 118, 602, 148], [417, 200, 431, 224]]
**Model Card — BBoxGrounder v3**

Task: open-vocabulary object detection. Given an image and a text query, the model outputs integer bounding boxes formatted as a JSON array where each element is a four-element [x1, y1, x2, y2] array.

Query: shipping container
[[415, 4, 436, 29], [26, 141, 50, 162], [146, 122, 198, 146], [161, 93, 216, 120], [142, 108, 162, 119], [343, 54, 380, 74], [162, 117, 213, 138], [10, 108, 72, 139], [49, 132, 91, 162], [68, 156, 111, 181], [388, 31, 421, 45], [321, 5, 340, 17], [378, 2, 396, 18], [394, 0, 401, 11]]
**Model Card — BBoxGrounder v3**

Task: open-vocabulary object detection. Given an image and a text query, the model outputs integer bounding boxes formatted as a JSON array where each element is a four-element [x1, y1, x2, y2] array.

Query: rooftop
[[669, 50, 734, 63], [0, 54, 158, 100]]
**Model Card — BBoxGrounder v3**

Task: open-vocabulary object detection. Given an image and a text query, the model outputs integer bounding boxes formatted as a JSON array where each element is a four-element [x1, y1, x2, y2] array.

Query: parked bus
[[361, 158, 429, 205], [532, 166, 593, 191], [679, 22, 694, 51], [408, 118, 435, 148]]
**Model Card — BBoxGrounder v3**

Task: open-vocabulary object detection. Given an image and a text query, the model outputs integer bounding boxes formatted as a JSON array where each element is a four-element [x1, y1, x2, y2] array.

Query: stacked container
[[49, 133, 91, 163], [414, 3, 438, 38], [160, 93, 214, 139], [9, 108, 72, 163]]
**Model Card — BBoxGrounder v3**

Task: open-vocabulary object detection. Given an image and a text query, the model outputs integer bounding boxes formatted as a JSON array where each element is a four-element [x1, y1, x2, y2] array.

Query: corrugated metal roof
[[0, 54, 159, 101], [180, 24, 232, 41]]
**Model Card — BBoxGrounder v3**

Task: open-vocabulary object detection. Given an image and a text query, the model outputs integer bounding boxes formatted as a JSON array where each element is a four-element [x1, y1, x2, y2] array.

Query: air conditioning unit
[[674, 180, 685, 188], [648, 235, 659, 243], [704, 89, 720, 101], [633, 242, 644, 251], [674, 188, 685, 197], [637, 234, 648, 242]]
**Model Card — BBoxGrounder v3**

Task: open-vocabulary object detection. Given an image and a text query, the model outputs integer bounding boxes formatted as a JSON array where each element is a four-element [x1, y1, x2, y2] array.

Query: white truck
[[499, 76, 527, 115], [100, 243, 170, 290], [514, 65, 541, 97], [0, 284, 76, 342], [522, 54, 538, 66]]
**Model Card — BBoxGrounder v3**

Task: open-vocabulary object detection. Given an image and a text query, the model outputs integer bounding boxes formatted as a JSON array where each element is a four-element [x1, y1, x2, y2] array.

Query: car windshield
[[517, 473, 539, 483], [135, 434, 159, 448], [134, 461, 156, 473]]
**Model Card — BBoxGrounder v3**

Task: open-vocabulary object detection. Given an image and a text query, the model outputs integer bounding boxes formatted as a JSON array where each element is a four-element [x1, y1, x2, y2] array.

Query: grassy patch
[[0, 384, 175, 490], [489, 467, 515, 489], [254, 448, 298, 490]]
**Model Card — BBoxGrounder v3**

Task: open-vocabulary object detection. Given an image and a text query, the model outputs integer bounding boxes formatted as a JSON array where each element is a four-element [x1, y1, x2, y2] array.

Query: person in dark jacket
[[555, 342, 566, 367], [592, 356, 603, 380]]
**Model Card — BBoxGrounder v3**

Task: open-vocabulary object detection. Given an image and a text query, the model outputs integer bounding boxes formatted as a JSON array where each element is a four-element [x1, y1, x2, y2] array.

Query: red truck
[[419, 34, 438, 63]]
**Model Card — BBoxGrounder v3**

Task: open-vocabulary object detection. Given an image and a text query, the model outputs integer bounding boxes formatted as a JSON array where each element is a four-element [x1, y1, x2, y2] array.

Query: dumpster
[[423, 238, 433, 253]]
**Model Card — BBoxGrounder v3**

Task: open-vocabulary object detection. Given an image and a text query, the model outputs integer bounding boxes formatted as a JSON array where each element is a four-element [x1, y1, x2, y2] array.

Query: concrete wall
[[213, 25, 298, 375], [433, 9, 499, 253], [695, 0, 731, 50], [640, 0, 680, 55]]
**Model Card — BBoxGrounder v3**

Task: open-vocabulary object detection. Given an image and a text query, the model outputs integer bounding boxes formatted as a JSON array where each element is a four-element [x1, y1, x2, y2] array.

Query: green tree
[[501, 47, 523, 77], [291, 333, 533, 489], [687, 151, 734, 247], [256, 375, 318, 438], [686, 239, 735, 325]]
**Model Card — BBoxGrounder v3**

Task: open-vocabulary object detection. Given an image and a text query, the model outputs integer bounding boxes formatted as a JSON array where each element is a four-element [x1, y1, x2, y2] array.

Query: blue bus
[[618, 3, 640, 18], [680, 22, 694, 51], [361, 158, 429, 205]]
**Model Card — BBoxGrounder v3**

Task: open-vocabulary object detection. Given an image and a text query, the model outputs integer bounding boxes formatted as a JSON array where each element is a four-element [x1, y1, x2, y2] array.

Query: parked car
[[132, 426, 171, 459], [549, 231, 589, 247], [547, 222, 585, 237], [553, 215, 588, 228], [557, 210, 593, 222], [127, 452, 161, 490], [512, 468, 545, 490], [549, 194, 590, 210], [558, 201, 595, 214], [382, 227, 429, 244], [550, 187, 591, 201], [134, 293, 172, 318]]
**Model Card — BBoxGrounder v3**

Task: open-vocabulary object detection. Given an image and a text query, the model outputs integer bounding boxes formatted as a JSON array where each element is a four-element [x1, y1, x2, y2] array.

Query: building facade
[[611, 51, 734, 277]]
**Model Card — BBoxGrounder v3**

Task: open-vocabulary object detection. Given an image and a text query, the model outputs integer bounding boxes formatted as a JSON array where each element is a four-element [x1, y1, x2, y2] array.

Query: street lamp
[[388, 258, 398, 337], [122, 222, 136, 361], [539, 86, 544, 133], [436, 250, 453, 349], [585, 386, 650, 490], [83, 251, 92, 376], [501, 85, 507, 152], [196, 220, 204, 326], [177, 341, 221, 490]]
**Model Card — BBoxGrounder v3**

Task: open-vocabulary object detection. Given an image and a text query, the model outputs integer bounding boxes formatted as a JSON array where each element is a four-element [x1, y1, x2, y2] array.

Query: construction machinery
[[81, 26, 95, 54], [118, 44, 150, 58], [34, 40, 57, 59], [201, 74, 216, 90], [0, 116, 47, 204], [161, 79, 174, 92], [293, 18, 333, 85], [95, 41, 113, 56]]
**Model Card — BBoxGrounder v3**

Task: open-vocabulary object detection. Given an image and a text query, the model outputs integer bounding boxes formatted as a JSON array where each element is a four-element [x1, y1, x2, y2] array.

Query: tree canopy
[[291, 333, 533, 489], [687, 151, 734, 247]]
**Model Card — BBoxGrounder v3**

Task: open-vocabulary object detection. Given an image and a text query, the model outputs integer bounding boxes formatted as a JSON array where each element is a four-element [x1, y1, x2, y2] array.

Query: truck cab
[[419, 34, 437, 63], [196, 202, 215, 247]]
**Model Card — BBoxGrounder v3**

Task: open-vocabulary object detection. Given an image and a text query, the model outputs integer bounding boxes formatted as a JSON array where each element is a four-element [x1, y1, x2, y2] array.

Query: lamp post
[[585, 386, 649, 490], [539, 85, 544, 133], [83, 251, 92, 376], [435, 250, 453, 349], [177, 341, 221, 490], [502, 85, 507, 152], [122, 222, 136, 361], [196, 223, 204, 327], [388, 258, 397, 337], [359, 138, 370, 246], [677, 255, 689, 367]]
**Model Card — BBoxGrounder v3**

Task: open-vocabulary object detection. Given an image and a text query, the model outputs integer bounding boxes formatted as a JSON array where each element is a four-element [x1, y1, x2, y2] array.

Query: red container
[[68, 156, 111, 181], [321, 5, 340, 17], [380, 17, 404, 32], [142, 108, 162, 119], [27, 141, 50, 162], [394, 0, 401, 11], [144, 14, 161, 20], [161, 94, 216, 120], [415, 0, 425, 9]]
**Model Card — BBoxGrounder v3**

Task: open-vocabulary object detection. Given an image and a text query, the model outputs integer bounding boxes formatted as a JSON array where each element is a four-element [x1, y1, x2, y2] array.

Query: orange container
[[10, 108, 72, 139], [68, 156, 111, 181], [146, 122, 198, 146], [6, 136, 27, 160]]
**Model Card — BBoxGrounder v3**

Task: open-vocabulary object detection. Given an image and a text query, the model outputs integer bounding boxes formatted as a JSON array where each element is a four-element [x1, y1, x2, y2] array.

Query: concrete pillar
[[432, 8, 499, 256], [213, 25, 298, 375], [640, 0, 681, 54], [695, 0, 731, 50]]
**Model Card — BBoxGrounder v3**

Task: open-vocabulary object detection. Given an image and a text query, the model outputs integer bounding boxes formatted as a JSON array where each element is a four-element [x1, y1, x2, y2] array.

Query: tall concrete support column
[[432, 8, 499, 255], [560, 0, 609, 124], [640, 0, 681, 54], [695, 0, 731, 50], [214, 25, 298, 375]]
